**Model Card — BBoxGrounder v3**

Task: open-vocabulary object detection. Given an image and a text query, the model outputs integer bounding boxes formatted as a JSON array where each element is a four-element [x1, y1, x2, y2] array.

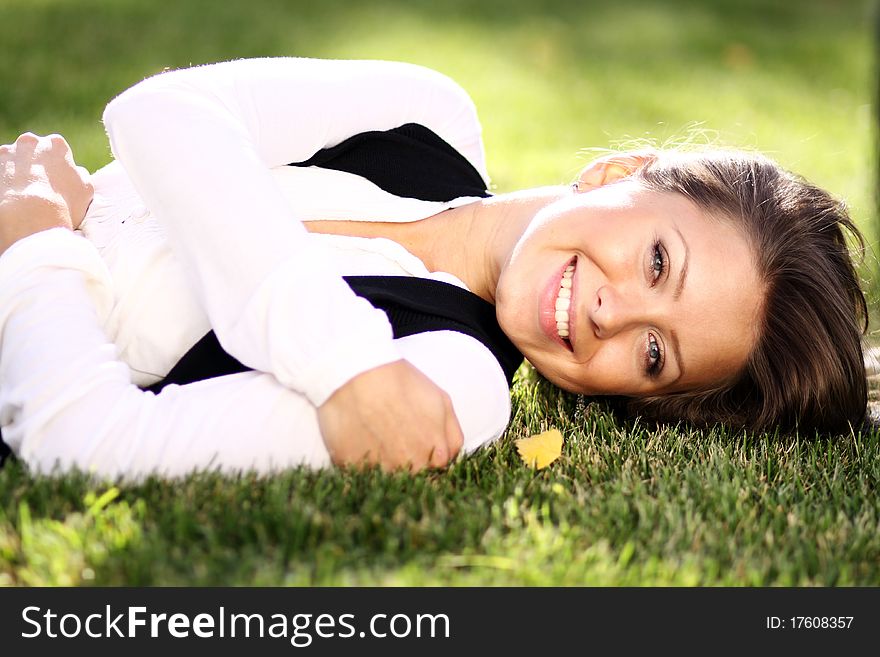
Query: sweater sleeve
[[0, 229, 333, 478], [101, 57, 487, 406], [0, 230, 508, 480]]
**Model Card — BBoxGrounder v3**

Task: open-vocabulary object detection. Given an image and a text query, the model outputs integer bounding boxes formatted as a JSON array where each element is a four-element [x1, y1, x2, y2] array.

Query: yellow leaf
[[515, 429, 563, 469]]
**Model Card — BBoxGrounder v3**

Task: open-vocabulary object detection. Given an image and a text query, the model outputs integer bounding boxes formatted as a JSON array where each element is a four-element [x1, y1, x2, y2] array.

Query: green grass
[[2, 371, 879, 586], [1, 0, 878, 585]]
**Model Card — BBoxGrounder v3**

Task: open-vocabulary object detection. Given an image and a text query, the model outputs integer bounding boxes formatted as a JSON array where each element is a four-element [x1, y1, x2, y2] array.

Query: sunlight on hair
[[574, 122, 728, 163]]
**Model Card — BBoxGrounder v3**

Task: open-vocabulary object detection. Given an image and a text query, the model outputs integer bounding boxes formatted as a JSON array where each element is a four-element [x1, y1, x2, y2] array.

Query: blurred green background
[[1, 0, 879, 587], [0, 0, 875, 261]]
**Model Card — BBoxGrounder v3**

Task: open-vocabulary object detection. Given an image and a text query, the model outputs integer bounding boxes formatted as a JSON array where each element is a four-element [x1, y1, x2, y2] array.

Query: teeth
[[555, 261, 576, 342]]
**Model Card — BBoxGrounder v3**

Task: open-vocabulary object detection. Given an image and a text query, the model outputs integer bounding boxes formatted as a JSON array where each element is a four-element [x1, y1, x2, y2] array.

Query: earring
[[570, 181, 580, 193]]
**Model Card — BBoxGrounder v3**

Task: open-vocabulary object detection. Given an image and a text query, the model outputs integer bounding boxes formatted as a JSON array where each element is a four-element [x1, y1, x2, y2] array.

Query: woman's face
[[495, 179, 763, 397]]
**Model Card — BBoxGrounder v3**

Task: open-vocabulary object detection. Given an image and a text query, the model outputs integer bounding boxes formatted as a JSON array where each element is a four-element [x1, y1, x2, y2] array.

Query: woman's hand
[[0, 133, 94, 254], [317, 360, 465, 472]]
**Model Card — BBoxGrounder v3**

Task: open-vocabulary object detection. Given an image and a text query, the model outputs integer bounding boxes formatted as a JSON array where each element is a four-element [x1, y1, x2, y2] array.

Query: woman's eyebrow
[[673, 225, 689, 302], [670, 328, 685, 381], [669, 225, 689, 381]]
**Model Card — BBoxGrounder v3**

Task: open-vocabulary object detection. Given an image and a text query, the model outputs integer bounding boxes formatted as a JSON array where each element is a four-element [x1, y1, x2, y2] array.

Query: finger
[[15, 132, 40, 147], [74, 165, 94, 189], [382, 450, 412, 474], [330, 439, 375, 470], [47, 133, 70, 153], [77, 166, 96, 201], [12, 132, 39, 165], [24, 133, 68, 164], [427, 440, 449, 470], [0, 145, 11, 181], [15, 132, 40, 151], [47, 134, 76, 167], [446, 428, 464, 461]]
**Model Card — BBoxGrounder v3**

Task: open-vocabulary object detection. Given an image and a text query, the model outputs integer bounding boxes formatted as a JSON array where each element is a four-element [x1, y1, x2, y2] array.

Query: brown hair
[[626, 150, 868, 435]]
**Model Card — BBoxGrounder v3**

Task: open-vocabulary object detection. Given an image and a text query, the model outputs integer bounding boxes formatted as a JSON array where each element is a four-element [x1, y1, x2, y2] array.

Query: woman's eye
[[649, 240, 667, 285], [645, 333, 663, 377]]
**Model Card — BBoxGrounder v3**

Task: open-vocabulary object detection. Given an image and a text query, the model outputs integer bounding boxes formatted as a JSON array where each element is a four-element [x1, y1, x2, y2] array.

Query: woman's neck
[[304, 186, 570, 303]]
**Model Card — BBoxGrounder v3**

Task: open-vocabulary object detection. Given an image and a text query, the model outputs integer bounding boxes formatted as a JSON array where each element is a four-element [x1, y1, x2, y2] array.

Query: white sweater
[[0, 58, 511, 479]]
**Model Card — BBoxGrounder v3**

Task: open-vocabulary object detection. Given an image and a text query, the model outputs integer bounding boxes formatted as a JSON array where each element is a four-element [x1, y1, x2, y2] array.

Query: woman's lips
[[540, 257, 576, 352]]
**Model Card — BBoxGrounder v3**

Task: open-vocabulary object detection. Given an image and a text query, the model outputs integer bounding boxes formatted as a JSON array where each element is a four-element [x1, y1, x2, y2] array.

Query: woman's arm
[[0, 227, 335, 478], [102, 58, 486, 470], [0, 230, 508, 479], [0, 135, 322, 476], [101, 57, 487, 406], [0, 134, 507, 478]]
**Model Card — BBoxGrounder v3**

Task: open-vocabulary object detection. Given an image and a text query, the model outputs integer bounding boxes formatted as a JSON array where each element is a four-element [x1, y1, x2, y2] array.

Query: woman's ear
[[574, 150, 657, 192]]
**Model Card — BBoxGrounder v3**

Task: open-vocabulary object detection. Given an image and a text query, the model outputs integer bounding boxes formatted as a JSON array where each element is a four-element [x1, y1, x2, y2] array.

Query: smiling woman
[[0, 58, 869, 479], [491, 146, 866, 435], [494, 168, 764, 400]]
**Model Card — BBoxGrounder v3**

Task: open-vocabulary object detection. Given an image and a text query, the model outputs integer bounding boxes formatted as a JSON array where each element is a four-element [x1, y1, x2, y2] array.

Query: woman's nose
[[591, 284, 642, 339]]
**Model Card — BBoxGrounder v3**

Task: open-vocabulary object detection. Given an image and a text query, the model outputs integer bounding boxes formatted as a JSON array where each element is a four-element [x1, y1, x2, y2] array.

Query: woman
[[0, 58, 867, 479]]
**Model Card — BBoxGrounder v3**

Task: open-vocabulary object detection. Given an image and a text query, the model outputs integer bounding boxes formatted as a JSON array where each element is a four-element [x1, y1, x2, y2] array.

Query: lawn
[[1, 0, 878, 586]]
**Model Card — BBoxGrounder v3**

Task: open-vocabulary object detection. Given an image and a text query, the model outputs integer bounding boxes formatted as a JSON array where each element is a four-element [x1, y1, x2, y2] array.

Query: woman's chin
[[527, 364, 582, 394]]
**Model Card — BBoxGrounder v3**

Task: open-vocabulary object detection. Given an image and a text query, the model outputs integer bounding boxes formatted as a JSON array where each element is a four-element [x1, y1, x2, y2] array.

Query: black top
[[291, 122, 491, 202], [146, 275, 523, 395]]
